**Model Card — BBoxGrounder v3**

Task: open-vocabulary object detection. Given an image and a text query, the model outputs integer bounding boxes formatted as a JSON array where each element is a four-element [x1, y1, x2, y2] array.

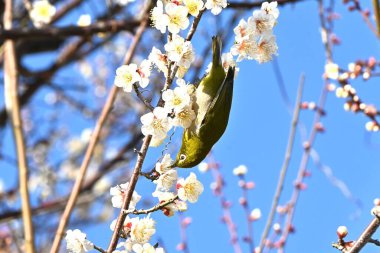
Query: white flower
[[155, 154, 173, 174], [198, 162, 209, 173], [155, 169, 178, 190], [184, 0, 204, 17], [65, 229, 94, 253], [230, 35, 257, 62], [177, 172, 204, 203], [151, 1, 169, 33], [114, 0, 135, 6], [261, 1, 279, 19], [205, 0, 227, 15], [130, 216, 156, 244], [233, 165, 248, 176], [110, 216, 135, 233], [250, 208, 262, 221], [247, 10, 275, 35], [233, 19, 249, 41], [110, 182, 141, 209], [114, 64, 141, 92], [164, 35, 195, 68], [252, 33, 278, 63], [165, 3, 190, 34], [172, 105, 196, 128], [30, 0, 56, 27], [221, 52, 239, 76], [162, 85, 191, 112], [137, 60, 152, 88], [132, 243, 165, 253], [77, 14, 91, 27], [141, 107, 172, 140], [325, 62, 339, 80], [176, 65, 189, 78], [149, 47, 168, 75]]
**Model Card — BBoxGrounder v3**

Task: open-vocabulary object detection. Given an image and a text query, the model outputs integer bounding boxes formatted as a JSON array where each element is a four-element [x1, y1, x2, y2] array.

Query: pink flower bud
[[245, 181, 255, 189]]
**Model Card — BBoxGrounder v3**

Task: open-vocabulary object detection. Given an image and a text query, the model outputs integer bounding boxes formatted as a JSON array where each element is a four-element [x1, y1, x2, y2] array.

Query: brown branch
[[126, 196, 179, 215], [0, 19, 141, 40], [373, 0, 380, 37], [107, 6, 207, 252], [49, 16, 149, 252], [3, 0, 35, 252], [346, 212, 380, 253], [257, 74, 305, 253]]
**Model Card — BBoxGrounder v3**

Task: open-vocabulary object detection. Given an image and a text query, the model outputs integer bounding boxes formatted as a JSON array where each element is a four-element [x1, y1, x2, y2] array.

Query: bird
[[171, 36, 235, 168]]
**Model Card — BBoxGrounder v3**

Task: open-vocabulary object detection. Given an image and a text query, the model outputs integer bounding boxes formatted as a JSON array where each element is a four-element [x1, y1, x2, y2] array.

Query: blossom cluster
[[231, 1, 279, 63]]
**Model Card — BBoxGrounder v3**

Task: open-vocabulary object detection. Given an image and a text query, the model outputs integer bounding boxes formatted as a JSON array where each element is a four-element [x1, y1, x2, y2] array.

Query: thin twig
[[257, 74, 305, 253], [3, 0, 35, 252], [373, 0, 380, 37], [49, 13, 150, 253], [125, 196, 178, 215], [346, 213, 380, 253], [0, 19, 141, 40], [227, 0, 305, 9]]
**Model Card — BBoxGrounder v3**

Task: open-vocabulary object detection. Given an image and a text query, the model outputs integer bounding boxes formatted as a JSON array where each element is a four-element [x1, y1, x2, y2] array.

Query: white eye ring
[[180, 154, 186, 161]]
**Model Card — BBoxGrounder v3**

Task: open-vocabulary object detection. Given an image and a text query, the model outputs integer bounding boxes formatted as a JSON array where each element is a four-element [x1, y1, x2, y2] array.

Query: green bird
[[171, 36, 235, 168]]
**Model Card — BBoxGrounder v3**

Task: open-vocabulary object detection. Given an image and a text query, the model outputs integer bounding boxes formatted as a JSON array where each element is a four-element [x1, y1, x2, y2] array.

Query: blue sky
[[1, 1, 380, 253]]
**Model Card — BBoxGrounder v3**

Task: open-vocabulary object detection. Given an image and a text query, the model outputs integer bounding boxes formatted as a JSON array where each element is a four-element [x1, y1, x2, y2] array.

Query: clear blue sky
[[1, 1, 380, 253]]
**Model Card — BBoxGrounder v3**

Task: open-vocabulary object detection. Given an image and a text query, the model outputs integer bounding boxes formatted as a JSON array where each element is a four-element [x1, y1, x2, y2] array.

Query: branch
[[346, 211, 380, 253], [3, 0, 35, 252], [373, 0, 380, 37], [257, 74, 305, 253], [0, 19, 141, 40], [125, 196, 179, 215], [49, 15, 149, 252]]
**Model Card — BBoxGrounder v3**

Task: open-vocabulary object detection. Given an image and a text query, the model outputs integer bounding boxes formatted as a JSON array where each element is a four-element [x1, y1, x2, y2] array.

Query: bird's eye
[[180, 154, 186, 161]]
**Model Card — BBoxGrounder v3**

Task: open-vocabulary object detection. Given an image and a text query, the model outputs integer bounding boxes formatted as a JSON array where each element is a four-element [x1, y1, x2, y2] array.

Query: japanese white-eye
[[172, 36, 235, 168]]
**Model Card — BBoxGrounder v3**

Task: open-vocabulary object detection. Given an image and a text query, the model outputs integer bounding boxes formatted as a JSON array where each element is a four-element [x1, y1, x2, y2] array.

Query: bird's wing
[[198, 67, 235, 134]]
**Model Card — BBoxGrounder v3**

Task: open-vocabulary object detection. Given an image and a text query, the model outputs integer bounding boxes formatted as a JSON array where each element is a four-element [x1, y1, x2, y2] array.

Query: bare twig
[[373, 0, 380, 37], [125, 196, 179, 215], [227, 0, 306, 9], [257, 74, 305, 253], [3, 0, 35, 252], [0, 19, 141, 40], [346, 214, 380, 253], [49, 14, 150, 253]]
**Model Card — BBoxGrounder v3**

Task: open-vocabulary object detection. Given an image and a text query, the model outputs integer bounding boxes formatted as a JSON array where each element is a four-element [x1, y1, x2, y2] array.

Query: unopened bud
[[337, 226, 348, 239]]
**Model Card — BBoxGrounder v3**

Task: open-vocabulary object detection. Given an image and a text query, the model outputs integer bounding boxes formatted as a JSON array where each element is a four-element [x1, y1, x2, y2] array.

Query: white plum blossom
[[253, 32, 278, 63], [205, 0, 227, 15], [325, 62, 339, 80], [150, 1, 169, 33], [233, 165, 248, 176], [231, 35, 257, 62], [261, 1, 280, 19], [130, 216, 156, 244], [233, 19, 249, 41], [164, 35, 195, 68], [132, 243, 165, 253], [165, 3, 190, 34], [155, 169, 178, 190], [184, 0, 204, 17], [65, 229, 94, 253], [114, 0, 136, 6], [250, 208, 262, 221], [176, 65, 189, 78], [172, 105, 196, 128], [155, 154, 173, 174], [247, 10, 275, 35], [177, 172, 204, 203], [149, 47, 168, 75], [77, 14, 91, 27], [110, 182, 141, 210], [141, 107, 172, 141], [30, 0, 56, 27], [137, 60, 152, 88], [162, 85, 191, 112], [114, 64, 142, 92]]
